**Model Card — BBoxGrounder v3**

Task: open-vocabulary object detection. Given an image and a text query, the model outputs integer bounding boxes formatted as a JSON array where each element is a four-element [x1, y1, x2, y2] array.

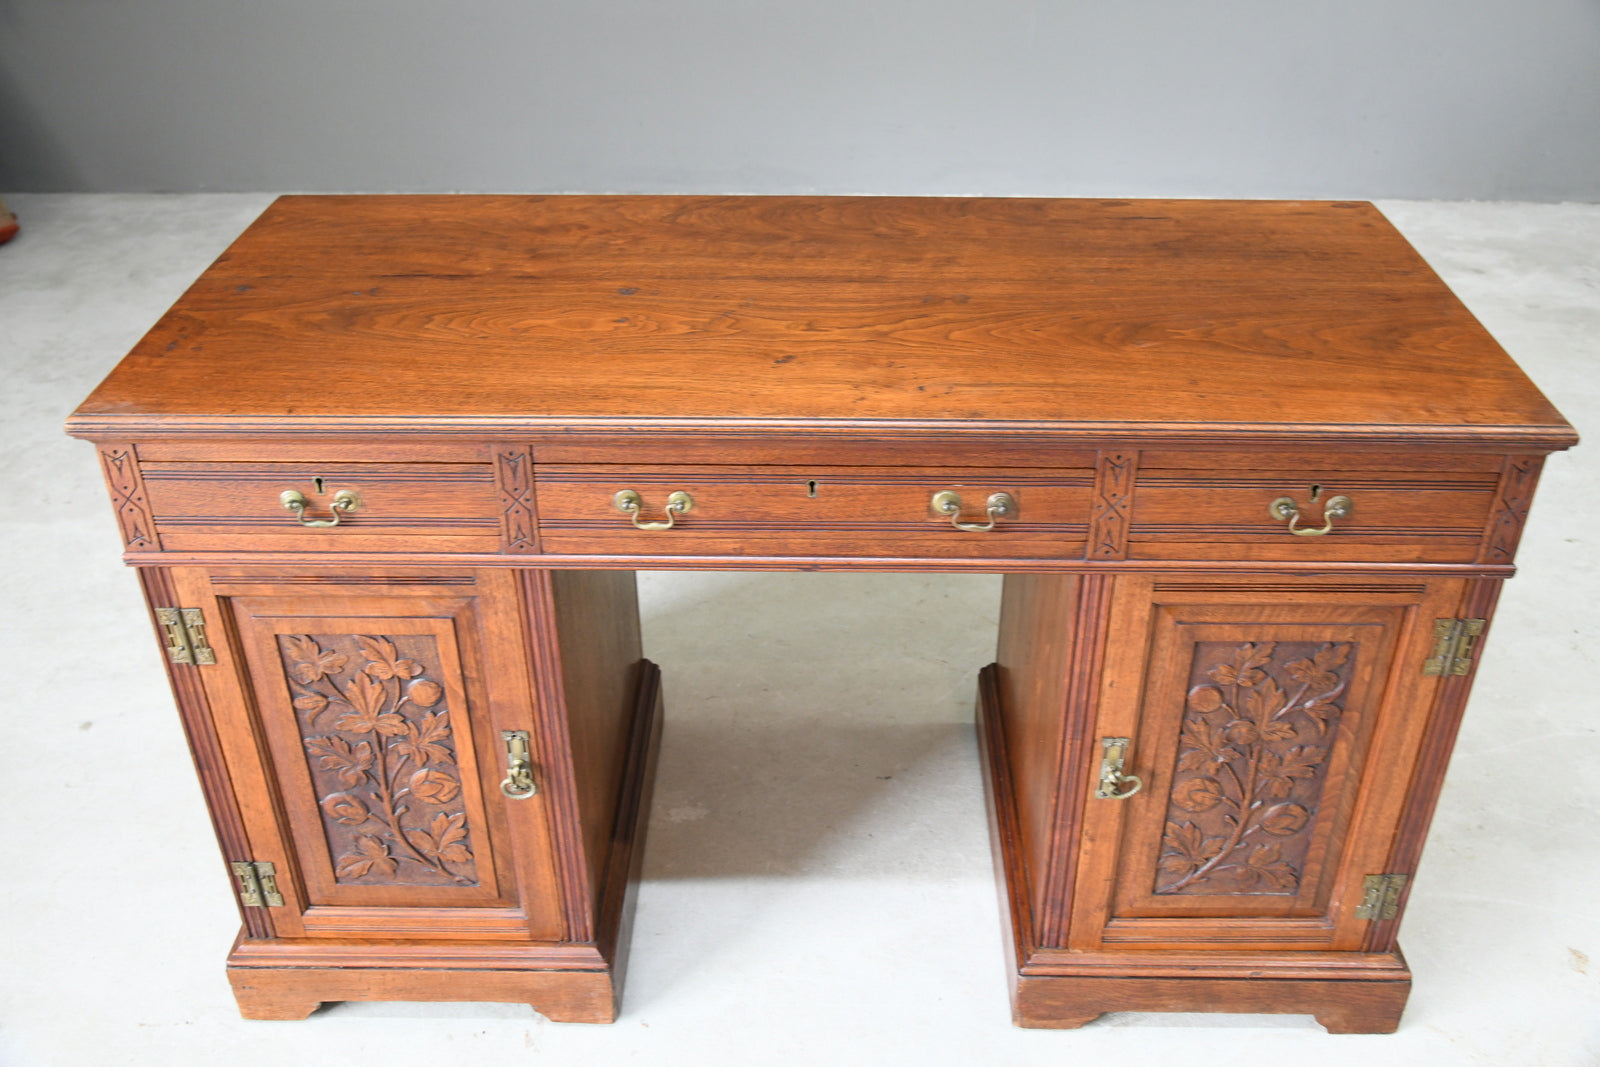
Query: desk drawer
[[139, 461, 501, 553], [535, 465, 1093, 559], [1127, 453, 1502, 563]]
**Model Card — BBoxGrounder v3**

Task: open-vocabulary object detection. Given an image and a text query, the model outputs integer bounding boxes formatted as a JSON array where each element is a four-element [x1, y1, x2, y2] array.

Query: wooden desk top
[[68, 196, 1574, 448]]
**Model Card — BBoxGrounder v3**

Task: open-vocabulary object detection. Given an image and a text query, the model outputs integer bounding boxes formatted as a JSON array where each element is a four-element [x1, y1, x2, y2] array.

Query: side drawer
[[138, 461, 501, 553], [534, 465, 1094, 559], [1127, 453, 1503, 563]]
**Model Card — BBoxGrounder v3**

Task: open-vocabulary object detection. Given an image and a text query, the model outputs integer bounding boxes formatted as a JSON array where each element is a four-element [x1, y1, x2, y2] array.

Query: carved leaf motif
[[407, 812, 472, 866], [335, 674, 407, 736], [391, 711, 454, 768], [293, 692, 329, 717], [336, 834, 398, 879], [284, 635, 349, 684], [304, 735, 375, 788], [359, 636, 423, 680], [408, 767, 461, 805], [1157, 820, 1225, 875], [1155, 639, 1353, 897]]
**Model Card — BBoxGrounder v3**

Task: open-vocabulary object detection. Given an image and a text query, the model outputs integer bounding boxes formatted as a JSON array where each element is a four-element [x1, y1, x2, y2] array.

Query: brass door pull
[[500, 730, 537, 799], [280, 488, 359, 527], [1096, 737, 1143, 799], [931, 490, 1016, 532], [613, 489, 693, 530], [1268, 493, 1352, 536]]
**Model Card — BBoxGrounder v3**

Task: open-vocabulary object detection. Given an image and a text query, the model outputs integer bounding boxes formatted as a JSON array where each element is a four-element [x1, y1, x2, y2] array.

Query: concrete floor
[[1, 194, 1596, 1065]]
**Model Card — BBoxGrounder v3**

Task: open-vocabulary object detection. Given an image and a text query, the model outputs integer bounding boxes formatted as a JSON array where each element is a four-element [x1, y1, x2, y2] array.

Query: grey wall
[[2, 0, 1598, 199]]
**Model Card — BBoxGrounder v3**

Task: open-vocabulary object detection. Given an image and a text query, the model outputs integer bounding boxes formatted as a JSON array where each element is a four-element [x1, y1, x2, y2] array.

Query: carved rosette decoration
[[1155, 640, 1354, 896], [279, 633, 479, 887]]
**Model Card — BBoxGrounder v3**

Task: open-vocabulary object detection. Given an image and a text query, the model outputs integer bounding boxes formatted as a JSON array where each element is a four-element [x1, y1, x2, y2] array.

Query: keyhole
[[807, 480, 818, 498], [1310, 484, 1322, 500], [314, 476, 326, 494]]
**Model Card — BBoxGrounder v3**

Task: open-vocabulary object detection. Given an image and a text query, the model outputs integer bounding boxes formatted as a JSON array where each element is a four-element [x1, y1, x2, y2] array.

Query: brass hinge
[[155, 607, 216, 665], [231, 860, 285, 908], [1354, 873, 1408, 921], [1422, 618, 1485, 676]]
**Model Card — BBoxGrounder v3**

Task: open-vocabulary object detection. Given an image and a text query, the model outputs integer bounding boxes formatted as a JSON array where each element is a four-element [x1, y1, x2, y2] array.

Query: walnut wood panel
[[139, 461, 500, 553], [994, 574, 1079, 935], [1070, 576, 1465, 952], [171, 570, 566, 942], [546, 570, 646, 932], [67, 197, 1574, 446], [535, 464, 1092, 559]]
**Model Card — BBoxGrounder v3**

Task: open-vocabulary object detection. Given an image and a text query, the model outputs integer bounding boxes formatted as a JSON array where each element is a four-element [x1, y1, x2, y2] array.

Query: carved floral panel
[[278, 633, 480, 887], [1154, 639, 1355, 896]]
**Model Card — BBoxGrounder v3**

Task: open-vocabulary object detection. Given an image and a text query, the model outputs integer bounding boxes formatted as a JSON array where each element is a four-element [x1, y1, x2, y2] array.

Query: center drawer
[[533, 465, 1094, 559]]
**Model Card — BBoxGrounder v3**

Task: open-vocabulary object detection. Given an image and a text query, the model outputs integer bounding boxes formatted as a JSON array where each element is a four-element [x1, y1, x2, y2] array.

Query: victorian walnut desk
[[67, 196, 1575, 1033]]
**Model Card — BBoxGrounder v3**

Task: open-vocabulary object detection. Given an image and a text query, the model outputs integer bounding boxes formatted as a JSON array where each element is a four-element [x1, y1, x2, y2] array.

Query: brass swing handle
[[1095, 737, 1143, 800], [280, 488, 359, 527], [500, 730, 538, 799], [613, 489, 694, 530], [1268, 494, 1352, 537], [931, 490, 1017, 532]]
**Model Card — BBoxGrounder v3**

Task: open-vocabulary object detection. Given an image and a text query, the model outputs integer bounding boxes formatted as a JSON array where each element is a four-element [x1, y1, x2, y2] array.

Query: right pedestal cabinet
[[984, 450, 1549, 1033]]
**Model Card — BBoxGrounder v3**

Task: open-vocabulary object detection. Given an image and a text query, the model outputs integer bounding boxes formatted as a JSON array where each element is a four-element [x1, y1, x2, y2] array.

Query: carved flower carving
[[1157, 640, 1353, 896], [1171, 776, 1224, 812], [1260, 803, 1311, 836], [322, 791, 371, 825], [287, 632, 477, 888], [408, 767, 461, 805]]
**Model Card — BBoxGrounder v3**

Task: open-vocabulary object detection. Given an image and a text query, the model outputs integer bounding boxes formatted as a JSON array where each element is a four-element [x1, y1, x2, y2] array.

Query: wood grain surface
[[68, 196, 1575, 444]]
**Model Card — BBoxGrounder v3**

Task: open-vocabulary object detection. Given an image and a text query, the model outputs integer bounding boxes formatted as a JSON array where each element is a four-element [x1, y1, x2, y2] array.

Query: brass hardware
[[231, 860, 285, 908], [1268, 493, 1352, 536], [1422, 618, 1486, 676], [500, 730, 538, 799], [280, 487, 360, 527], [1095, 736, 1143, 799], [931, 490, 1017, 532], [1354, 873, 1408, 920], [156, 607, 216, 666], [613, 489, 693, 530]]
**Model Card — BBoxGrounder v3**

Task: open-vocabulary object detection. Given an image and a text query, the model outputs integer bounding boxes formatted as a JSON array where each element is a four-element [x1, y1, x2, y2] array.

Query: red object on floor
[[0, 197, 17, 244]]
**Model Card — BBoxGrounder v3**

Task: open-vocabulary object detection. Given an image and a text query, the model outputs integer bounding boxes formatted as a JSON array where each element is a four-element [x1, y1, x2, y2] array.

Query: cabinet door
[[1069, 576, 1468, 953], [170, 568, 567, 942]]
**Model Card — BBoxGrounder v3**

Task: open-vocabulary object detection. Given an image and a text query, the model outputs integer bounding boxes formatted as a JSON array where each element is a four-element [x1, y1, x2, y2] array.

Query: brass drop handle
[[500, 730, 537, 799], [931, 490, 1017, 532], [1268, 494, 1352, 537], [280, 488, 359, 527], [1095, 737, 1143, 799], [613, 489, 694, 530]]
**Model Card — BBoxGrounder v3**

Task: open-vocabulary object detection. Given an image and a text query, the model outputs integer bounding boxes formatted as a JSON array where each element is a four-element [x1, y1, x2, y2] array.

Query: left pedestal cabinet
[[137, 564, 660, 1022]]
